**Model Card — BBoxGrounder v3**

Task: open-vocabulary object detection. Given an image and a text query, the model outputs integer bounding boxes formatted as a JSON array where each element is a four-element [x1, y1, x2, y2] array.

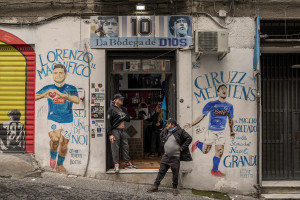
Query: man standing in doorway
[[107, 93, 136, 173], [184, 84, 235, 177], [147, 118, 192, 196], [35, 64, 79, 173]]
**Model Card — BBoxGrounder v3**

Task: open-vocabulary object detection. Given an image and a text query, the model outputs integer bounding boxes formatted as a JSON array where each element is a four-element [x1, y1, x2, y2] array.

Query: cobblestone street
[[0, 172, 211, 200]]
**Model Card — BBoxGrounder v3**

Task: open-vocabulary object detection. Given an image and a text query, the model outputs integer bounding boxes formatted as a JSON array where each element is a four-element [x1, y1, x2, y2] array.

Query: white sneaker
[[114, 164, 120, 173]]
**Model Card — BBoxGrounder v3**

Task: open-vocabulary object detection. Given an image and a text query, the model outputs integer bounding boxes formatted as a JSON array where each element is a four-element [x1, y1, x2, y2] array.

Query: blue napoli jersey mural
[[36, 84, 78, 123], [202, 99, 234, 132]]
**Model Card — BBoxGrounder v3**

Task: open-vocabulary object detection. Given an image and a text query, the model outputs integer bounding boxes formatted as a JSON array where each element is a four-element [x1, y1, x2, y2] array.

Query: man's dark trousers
[[154, 154, 180, 188]]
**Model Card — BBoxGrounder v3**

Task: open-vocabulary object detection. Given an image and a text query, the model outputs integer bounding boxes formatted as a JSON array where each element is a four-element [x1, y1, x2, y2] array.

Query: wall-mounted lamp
[[136, 3, 145, 11], [290, 64, 300, 68]]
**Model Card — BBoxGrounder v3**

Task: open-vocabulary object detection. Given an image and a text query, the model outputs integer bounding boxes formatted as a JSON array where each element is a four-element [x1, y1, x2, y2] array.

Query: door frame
[[105, 49, 177, 170]]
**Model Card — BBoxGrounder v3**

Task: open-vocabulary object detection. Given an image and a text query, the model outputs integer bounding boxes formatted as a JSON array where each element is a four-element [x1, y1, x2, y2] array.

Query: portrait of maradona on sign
[[92, 16, 119, 38], [168, 16, 192, 38]]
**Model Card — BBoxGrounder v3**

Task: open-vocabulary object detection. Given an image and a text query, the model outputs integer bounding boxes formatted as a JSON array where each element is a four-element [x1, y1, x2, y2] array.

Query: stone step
[[260, 194, 300, 199], [261, 181, 300, 194]]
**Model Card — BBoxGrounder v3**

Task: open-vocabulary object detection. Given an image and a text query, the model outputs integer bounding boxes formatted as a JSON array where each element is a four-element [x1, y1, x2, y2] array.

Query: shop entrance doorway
[[106, 50, 176, 170]]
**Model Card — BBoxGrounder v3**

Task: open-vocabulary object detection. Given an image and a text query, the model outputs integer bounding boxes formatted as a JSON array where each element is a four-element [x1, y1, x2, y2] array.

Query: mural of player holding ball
[[184, 84, 235, 177], [35, 64, 79, 173]]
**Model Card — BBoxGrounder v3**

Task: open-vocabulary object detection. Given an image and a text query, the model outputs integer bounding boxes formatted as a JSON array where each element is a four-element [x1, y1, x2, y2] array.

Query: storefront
[[0, 14, 259, 195]]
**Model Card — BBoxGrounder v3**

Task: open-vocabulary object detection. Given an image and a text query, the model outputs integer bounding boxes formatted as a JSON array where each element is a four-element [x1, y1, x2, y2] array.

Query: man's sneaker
[[147, 185, 158, 193], [173, 188, 179, 196], [211, 169, 225, 177], [124, 162, 136, 169], [114, 164, 120, 173], [50, 158, 56, 169]]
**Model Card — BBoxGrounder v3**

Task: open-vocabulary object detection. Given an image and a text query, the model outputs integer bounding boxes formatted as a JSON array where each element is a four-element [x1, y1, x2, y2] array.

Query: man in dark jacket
[[147, 118, 192, 196], [107, 93, 136, 173]]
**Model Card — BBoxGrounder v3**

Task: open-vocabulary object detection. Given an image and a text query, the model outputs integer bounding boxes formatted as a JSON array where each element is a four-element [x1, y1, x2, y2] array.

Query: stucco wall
[[0, 17, 106, 176], [0, 15, 257, 194], [178, 17, 257, 194]]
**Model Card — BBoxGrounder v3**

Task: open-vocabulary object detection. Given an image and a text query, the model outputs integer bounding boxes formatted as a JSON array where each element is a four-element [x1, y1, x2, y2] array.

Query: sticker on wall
[[91, 106, 104, 119], [95, 88, 100, 92], [95, 103, 100, 106], [98, 83, 103, 88], [91, 129, 95, 138], [97, 134, 103, 137], [92, 121, 95, 124], [94, 100, 103, 104], [91, 83, 95, 88], [96, 120, 104, 124], [91, 100, 94, 104], [97, 128, 101, 133]]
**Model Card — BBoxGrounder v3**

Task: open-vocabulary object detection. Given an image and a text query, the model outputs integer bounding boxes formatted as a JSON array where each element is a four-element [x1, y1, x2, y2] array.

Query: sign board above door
[[90, 16, 192, 48]]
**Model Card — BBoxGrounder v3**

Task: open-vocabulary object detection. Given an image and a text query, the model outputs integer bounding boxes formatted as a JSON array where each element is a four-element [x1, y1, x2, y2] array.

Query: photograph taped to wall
[[128, 74, 162, 89], [91, 106, 104, 119]]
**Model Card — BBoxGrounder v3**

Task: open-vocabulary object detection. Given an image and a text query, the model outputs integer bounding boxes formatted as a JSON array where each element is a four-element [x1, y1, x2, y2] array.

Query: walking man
[[147, 118, 192, 196], [35, 64, 79, 172], [107, 93, 136, 173], [184, 84, 235, 177]]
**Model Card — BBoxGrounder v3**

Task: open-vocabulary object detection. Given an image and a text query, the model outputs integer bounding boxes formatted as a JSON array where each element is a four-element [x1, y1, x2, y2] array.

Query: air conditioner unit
[[195, 30, 229, 54]]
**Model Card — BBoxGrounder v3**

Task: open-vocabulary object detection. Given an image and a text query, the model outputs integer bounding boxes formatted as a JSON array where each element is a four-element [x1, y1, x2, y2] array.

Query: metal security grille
[[261, 53, 300, 180], [0, 44, 35, 153], [261, 20, 300, 39]]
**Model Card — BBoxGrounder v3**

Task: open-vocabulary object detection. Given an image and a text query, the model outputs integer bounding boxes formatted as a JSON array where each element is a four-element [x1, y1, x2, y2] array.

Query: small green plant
[[192, 190, 230, 200]]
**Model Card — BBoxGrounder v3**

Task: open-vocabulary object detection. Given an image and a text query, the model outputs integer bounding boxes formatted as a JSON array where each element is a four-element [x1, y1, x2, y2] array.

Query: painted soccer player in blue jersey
[[35, 64, 79, 173], [184, 84, 235, 177]]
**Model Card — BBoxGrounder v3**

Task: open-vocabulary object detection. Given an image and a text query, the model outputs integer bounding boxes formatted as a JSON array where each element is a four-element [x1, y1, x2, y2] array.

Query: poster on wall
[[90, 16, 192, 48], [185, 49, 257, 190]]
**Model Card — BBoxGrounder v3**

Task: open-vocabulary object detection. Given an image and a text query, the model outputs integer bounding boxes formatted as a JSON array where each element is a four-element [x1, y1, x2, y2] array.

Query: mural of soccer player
[[0, 110, 25, 152], [35, 64, 79, 173], [184, 84, 235, 177], [102, 17, 119, 37], [168, 16, 192, 38]]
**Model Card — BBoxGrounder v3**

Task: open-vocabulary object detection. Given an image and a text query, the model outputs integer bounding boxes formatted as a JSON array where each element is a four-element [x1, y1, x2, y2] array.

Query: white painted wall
[[178, 17, 257, 195], [0, 17, 106, 176]]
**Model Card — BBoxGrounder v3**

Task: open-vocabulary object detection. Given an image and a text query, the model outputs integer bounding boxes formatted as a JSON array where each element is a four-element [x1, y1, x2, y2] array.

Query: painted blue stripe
[[159, 16, 164, 37], [122, 16, 127, 37], [150, 16, 155, 36]]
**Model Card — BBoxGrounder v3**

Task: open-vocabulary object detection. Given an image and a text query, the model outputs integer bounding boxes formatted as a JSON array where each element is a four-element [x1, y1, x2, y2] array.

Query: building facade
[[0, 0, 299, 196]]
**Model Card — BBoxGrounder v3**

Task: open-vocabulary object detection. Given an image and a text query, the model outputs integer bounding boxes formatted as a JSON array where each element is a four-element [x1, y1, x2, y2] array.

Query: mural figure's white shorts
[[204, 130, 226, 146], [47, 120, 73, 139]]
